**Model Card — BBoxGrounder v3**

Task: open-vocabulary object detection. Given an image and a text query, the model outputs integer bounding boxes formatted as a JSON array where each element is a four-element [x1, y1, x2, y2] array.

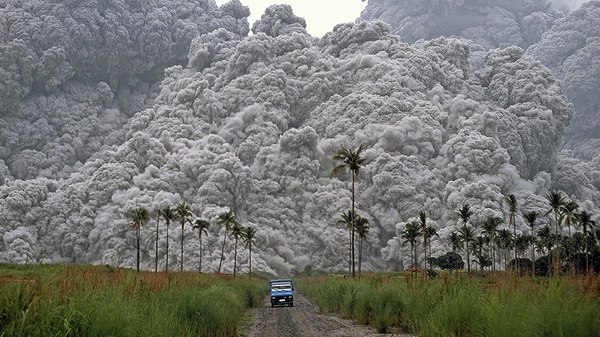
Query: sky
[[215, 0, 368, 37]]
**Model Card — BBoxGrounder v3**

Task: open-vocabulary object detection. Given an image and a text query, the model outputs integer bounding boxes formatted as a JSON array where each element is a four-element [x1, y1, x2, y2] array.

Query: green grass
[[300, 273, 600, 337], [0, 264, 266, 337]]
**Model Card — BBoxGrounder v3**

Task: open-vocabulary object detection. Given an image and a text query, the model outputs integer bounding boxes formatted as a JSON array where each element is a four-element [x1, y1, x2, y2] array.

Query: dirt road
[[245, 294, 414, 337]]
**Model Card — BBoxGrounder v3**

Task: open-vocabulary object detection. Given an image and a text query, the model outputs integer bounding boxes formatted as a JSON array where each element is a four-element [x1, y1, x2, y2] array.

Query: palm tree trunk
[[584, 226, 589, 275], [409, 243, 413, 269], [233, 236, 239, 277], [498, 249, 502, 271], [490, 241, 495, 274], [180, 219, 184, 272], [165, 221, 170, 273], [155, 213, 160, 273], [512, 213, 518, 274], [348, 227, 352, 276], [586, 244, 590, 276], [249, 243, 253, 279], [351, 172, 356, 278], [358, 237, 362, 278], [464, 226, 471, 277], [497, 244, 502, 271], [531, 238, 535, 276], [422, 232, 427, 271], [198, 231, 203, 273], [416, 240, 420, 269], [414, 244, 417, 270], [555, 210, 562, 277], [218, 230, 227, 273], [466, 245, 471, 276], [136, 227, 140, 272]]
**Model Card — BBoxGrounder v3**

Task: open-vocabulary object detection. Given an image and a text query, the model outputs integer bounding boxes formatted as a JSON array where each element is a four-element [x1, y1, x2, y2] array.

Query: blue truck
[[269, 279, 294, 307]]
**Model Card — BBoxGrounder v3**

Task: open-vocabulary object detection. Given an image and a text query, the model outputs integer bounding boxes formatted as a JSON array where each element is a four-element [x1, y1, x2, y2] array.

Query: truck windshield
[[271, 283, 292, 291]]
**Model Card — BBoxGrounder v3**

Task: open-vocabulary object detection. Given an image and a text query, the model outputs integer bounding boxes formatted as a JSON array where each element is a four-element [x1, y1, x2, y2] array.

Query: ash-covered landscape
[[1, 0, 599, 277]]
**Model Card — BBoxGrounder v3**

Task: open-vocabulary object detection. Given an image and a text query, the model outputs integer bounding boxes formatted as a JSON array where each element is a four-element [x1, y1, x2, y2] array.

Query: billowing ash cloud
[[527, 1, 600, 159], [358, 0, 564, 49], [552, 0, 589, 13], [0, 3, 597, 275], [0, 0, 250, 180], [356, 0, 600, 214]]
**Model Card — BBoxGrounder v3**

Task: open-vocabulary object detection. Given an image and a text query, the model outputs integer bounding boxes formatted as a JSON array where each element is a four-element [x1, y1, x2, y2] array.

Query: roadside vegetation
[[299, 273, 600, 337], [0, 264, 265, 337]]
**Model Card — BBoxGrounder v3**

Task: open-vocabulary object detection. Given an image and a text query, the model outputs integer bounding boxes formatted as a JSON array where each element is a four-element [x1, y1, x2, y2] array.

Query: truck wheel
[[271, 303, 275, 307], [290, 303, 293, 307]]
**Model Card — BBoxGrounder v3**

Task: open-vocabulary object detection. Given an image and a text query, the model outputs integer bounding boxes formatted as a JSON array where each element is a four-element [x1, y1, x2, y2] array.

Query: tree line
[[437, 192, 598, 277], [332, 144, 599, 278], [126, 143, 597, 279], [127, 204, 256, 277]]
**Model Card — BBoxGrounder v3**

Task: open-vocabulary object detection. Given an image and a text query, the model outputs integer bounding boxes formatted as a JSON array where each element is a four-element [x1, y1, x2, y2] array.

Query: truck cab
[[269, 279, 294, 307]]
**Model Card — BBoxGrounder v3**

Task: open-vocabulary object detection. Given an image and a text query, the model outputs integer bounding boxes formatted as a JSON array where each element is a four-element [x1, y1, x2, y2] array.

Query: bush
[[431, 252, 464, 271]]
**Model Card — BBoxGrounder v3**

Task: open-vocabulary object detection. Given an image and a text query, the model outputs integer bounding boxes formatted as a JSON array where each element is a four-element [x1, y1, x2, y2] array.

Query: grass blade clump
[[420, 280, 485, 337], [300, 273, 600, 337], [0, 264, 266, 337], [368, 283, 403, 333]]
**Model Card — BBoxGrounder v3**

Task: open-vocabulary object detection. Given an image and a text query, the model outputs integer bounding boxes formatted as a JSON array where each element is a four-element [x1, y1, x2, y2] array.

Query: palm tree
[[332, 144, 367, 277], [192, 218, 210, 273], [174, 202, 192, 272], [482, 216, 502, 274], [546, 190, 565, 275], [458, 225, 476, 275], [449, 232, 463, 253], [504, 194, 518, 270], [354, 214, 370, 278], [230, 221, 244, 277], [472, 236, 490, 271], [418, 211, 430, 271], [128, 207, 149, 272], [423, 225, 437, 272], [154, 209, 162, 273], [562, 234, 583, 266], [401, 221, 421, 270], [216, 211, 238, 274], [473, 252, 492, 272], [523, 211, 539, 275], [243, 227, 257, 279], [577, 211, 596, 274], [336, 210, 355, 276], [560, 200, 579, 237], [449, 232, 464, 270], [537, 225, 555, 257], [515, 234, 531, 262], [496, 229, 513, 270], [457, 204, 474, 276], [161, 206, 176, 272]]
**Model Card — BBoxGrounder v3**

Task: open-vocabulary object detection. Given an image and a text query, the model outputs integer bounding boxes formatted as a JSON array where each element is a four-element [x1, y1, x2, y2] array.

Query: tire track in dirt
[[246, 294, 415, 337]]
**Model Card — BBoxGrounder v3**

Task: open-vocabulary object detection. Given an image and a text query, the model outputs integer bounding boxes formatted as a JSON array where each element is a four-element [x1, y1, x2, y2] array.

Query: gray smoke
[[552, 0, 589, 13], [0, 2, 597, 275], [0, 0, 250, 180]]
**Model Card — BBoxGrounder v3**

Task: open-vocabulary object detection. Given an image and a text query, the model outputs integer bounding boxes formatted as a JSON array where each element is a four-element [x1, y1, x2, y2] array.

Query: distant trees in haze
[[124, 205, 257, 277], [427, 191, 599, 277], [127, 207, 149, 272]]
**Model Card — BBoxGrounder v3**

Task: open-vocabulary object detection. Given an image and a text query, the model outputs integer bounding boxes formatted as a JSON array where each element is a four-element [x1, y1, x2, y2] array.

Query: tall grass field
[[300, 273, 600, 337], [0, 264, 265, 337]]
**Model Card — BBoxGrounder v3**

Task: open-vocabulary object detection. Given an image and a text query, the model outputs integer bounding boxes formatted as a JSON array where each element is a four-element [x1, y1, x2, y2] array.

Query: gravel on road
[[244, 293, 416, 337]]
